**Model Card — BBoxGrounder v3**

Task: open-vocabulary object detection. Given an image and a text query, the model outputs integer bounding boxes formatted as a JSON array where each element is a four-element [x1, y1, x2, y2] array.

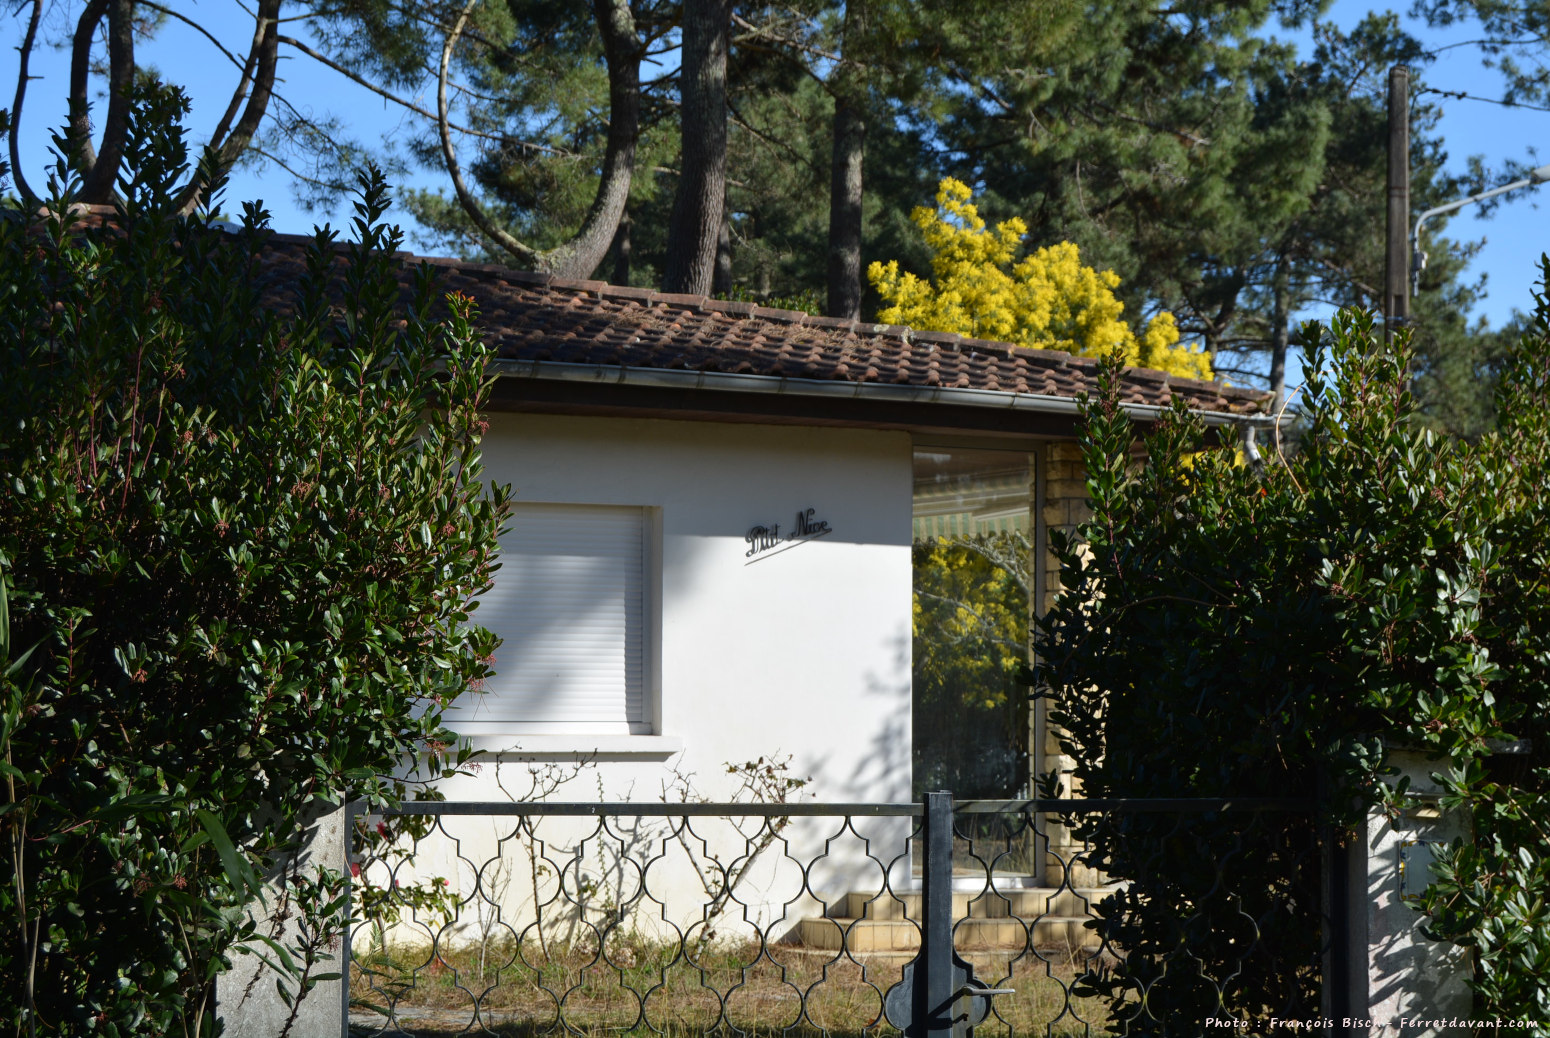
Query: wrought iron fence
[[342, 795, 1320, 1037]]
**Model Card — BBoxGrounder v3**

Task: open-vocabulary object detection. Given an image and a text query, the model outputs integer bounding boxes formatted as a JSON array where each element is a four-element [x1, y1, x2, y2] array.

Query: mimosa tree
[[868, 179, 1213, 379]]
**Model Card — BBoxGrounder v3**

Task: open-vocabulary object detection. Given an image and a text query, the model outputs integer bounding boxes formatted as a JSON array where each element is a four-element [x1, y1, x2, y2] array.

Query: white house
[[293, 252, 1272, 808], [221, 231, 1274, 1036]]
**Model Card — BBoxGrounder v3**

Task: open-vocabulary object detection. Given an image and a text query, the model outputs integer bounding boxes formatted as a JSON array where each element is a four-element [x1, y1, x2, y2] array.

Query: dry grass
[[349, 935, 1115, 1037]]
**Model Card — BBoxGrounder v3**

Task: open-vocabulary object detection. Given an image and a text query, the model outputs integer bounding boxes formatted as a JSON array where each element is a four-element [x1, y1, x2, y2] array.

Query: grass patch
[[349, 935, 1114, 1036]]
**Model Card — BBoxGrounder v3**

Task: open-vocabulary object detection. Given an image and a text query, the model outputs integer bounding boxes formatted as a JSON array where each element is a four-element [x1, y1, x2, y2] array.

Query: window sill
[[457, 735, 685, 761]]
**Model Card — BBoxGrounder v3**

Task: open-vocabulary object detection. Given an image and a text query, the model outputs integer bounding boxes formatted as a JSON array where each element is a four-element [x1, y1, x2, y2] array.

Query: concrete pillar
[[217, 806, 347, 1038], [1341, 749, 1472, 1037]]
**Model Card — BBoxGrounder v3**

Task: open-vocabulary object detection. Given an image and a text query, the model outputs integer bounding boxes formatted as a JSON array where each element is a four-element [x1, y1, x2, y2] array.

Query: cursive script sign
[[745, 508, 833, 564]]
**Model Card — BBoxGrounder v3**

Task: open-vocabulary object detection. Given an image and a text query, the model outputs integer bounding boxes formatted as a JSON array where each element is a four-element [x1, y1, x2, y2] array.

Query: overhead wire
[[1416, 85, 1550, 114]]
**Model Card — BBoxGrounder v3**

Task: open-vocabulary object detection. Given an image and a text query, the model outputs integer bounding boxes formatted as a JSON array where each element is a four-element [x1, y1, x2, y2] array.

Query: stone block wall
[[1035, 441, 1095, 886]]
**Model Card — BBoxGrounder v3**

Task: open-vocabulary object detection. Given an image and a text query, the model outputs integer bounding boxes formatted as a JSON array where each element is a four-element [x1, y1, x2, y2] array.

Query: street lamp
[[1412, 164, 1550, 295]]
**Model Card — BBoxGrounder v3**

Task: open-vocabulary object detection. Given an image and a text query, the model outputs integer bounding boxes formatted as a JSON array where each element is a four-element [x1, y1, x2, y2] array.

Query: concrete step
[[838, 886, 1117, 921], [794, 915, 1101, 953]]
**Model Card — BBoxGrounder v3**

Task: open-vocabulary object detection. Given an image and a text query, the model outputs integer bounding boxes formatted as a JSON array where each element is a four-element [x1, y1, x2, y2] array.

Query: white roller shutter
[[463, 504, 647, 731]]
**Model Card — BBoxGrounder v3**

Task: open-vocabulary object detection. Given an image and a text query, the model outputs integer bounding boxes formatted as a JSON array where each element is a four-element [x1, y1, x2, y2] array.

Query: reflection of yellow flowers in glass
[[867, 178, 1213, 380]]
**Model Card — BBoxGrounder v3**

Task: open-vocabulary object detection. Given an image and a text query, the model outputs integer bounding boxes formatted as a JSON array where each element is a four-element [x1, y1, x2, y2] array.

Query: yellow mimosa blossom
[[868, 179, 1213, 380]]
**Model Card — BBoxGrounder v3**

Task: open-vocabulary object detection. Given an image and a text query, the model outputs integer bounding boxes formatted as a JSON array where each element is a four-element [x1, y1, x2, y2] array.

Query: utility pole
[[1385, 65, 1410, 341]]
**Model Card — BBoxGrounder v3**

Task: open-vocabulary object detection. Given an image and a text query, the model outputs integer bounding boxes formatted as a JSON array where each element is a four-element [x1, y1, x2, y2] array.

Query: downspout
[[1241, 422, 1263, 465]]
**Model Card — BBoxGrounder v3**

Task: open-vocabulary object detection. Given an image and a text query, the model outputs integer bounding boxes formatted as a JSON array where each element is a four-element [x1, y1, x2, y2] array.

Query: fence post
[[340, 800, 355, 1038], [888, 792, 987, 1037], [919, 790, 957, 1038], [216, 804, 348, 1038], [1341, 750, 1473, 1037], [1319, 772, 1353, 1035]]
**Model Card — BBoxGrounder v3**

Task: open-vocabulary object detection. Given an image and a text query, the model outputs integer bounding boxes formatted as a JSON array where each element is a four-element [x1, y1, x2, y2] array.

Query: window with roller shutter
[[454, 503, 653, 735]]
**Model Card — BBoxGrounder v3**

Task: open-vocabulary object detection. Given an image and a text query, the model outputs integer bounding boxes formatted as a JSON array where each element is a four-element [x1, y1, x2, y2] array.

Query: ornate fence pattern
[[342, 796, 1321, 1037]]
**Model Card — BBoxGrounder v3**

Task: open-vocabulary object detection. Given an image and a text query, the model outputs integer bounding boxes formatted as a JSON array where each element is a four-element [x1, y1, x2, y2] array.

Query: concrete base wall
[[1345, 749, 1473, 1037], [217, 807, 345, 1038]]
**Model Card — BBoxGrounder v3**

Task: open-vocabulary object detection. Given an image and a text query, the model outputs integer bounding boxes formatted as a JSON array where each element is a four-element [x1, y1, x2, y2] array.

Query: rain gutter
[[492, 358, 1274, 430]]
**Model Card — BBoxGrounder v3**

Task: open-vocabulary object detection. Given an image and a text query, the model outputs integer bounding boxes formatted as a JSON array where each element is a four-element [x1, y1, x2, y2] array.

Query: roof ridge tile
[[652, 291, 707, 309], [740, 305, 803, 324], [912, 329, 963, 347], [700, 298, 756, 317], [598, 283, 657, 302]]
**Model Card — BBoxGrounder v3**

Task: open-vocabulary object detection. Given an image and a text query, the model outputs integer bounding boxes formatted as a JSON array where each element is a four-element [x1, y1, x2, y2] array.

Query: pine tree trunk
[[663, 0, 730, 295], [610, 211, 633, 286], [70, 0, 134, 203], [176, 0, 283, 214], [1270, 260, 1290, 414], [713, 203, 734, 295], [538, 0, 643, 279], [826, 94, 866, 320], [824, 0, 867, 320]]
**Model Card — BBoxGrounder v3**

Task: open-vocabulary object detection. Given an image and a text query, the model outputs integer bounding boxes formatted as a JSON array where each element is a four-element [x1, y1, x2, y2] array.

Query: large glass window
[[912, 448, 1033, 798]]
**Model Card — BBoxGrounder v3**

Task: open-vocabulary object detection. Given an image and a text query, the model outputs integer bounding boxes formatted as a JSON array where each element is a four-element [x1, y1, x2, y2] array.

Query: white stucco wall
[[356, 414, 915, 947], [438, 412, 914, 804]]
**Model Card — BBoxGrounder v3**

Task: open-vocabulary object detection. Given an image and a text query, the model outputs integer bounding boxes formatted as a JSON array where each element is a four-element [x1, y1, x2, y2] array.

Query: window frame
[[448, 502, 670, 755]]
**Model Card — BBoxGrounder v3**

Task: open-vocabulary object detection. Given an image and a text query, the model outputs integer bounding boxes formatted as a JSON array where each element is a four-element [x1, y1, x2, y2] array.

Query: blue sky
[[4, 1, 1548, 330], [1296, 2, 1550, 330]]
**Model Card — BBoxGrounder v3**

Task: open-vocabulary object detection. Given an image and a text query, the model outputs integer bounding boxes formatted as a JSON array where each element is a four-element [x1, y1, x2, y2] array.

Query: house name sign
[[745, 508, 833, 564]]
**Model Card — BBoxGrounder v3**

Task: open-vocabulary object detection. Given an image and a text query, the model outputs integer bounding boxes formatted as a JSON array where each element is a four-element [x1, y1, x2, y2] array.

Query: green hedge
[[0, 85, 507, 1035], [1039, 291, 1550, 1029]]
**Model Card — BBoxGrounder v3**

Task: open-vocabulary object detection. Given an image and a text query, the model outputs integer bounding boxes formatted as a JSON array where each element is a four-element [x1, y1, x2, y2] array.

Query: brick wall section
[[1038, 441, 1090, 799], [1036, 441, 1101, 886], [1040, 441, 1093, 617]]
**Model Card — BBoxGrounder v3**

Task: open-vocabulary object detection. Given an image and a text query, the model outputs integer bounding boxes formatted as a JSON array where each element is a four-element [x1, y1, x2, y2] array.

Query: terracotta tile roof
[[46, 208, 1271, 418], [407, 255, 1268, 418]]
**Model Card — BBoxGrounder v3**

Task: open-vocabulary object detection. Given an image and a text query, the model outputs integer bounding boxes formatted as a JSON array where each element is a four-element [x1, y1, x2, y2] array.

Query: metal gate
[[341, 794, 1320, 1036]]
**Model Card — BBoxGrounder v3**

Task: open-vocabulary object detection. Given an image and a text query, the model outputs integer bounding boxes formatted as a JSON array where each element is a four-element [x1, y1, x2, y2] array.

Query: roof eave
[[491, 358, 1274, 429]]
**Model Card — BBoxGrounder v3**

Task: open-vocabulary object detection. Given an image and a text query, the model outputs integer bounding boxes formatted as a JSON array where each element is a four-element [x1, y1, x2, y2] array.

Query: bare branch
[[730, 11, 839, 65], [437, 0, 642, 277], [437, 0, 542, 266], [9, 0, 44, 203], [169, 0, 282, 213], [212, 0, 281, 158], [139, 0, 255, 205], [246, 144, 343, 192], [278, 33, 573, 156], [1427, 36, 1547, 55], [727, 100, 820, 178], [136, 1, 249, 71]]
